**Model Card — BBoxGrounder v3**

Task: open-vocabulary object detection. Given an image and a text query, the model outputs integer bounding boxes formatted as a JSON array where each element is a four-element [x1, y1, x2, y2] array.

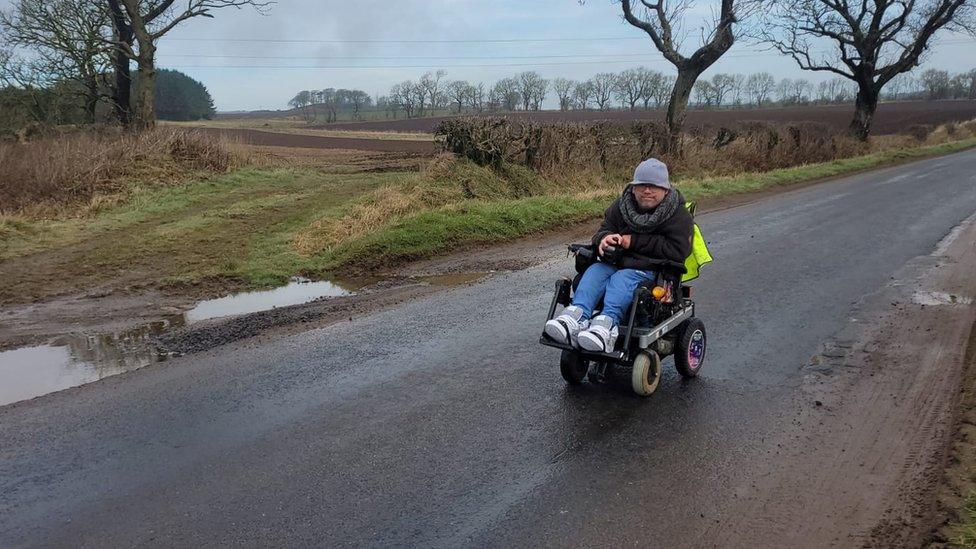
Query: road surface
[[2, 150, 976, 547]]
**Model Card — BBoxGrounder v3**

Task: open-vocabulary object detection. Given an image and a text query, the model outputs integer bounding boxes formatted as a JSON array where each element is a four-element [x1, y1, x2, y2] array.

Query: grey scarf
[[619, 187, 681, 234]]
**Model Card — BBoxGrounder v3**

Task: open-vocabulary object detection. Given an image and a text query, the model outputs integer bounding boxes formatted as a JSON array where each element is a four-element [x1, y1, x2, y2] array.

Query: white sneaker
[[545, 305, 589, 346], [578, 315, 619, 352]]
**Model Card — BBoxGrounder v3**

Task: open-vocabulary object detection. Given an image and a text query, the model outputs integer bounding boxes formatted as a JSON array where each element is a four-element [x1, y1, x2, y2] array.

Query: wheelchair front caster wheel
[[631, 351, 662, 397]]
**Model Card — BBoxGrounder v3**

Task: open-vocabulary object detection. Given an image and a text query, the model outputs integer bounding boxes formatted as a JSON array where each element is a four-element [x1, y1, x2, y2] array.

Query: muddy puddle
[[1, 279, 357, 407], [0, 318, 181, 406], [1, 274, 489, 406], [184, 279, 354, 323]]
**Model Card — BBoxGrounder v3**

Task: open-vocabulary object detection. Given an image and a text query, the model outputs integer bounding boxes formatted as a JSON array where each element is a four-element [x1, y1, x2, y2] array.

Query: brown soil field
[[191, 127, 438, 154], [317, 99, 976, 135]]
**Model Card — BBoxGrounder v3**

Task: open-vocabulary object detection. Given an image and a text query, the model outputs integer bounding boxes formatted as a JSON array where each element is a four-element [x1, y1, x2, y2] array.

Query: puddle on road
[[0, 318, 181, 407], [2, 273, 487, 406], [1, 278, 356, 407], [912, 291, 974, 306], [183, 279, 354, 323]]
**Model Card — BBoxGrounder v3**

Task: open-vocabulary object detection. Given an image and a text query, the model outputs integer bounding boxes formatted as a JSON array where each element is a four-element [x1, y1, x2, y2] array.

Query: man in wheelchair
[[545, 158, 693, 352]]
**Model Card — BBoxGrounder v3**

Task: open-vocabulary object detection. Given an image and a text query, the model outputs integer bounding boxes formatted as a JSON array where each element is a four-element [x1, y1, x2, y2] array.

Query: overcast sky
[[2, 0, 974, 111]]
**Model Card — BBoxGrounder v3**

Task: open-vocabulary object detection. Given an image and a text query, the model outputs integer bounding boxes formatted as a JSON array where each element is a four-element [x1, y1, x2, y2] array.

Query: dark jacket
[[590, 193, 694, 268]]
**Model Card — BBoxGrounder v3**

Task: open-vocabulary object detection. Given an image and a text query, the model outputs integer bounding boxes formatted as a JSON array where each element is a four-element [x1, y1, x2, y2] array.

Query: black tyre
[[560, 350, 589, 385], [674, 317, 706, 378]]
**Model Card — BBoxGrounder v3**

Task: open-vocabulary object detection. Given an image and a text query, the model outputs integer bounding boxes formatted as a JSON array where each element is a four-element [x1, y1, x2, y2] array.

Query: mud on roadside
[[685, 211, 976, 548], [926, 317, 976, 546]]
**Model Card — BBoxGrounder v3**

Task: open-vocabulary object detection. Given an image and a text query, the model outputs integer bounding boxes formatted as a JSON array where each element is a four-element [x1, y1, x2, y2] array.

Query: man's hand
[[599, 233, 622, 255]]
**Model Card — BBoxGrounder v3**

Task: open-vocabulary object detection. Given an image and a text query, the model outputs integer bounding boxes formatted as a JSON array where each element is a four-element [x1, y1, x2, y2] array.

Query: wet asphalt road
[[2, 151, 976, 547]]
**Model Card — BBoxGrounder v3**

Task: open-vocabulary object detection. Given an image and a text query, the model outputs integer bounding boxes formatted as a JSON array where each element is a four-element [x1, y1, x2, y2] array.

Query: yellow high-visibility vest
[[683, 202, 712, 282]]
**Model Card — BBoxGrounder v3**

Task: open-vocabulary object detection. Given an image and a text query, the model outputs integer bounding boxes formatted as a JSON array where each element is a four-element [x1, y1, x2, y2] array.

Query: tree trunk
[[665, 69, 699, 153], [133, 47, 157, 130], [848, 84, 879, 141], [113, 48, 132, 126], [83, 75, 99, 124], [109, 0, 133, 127]]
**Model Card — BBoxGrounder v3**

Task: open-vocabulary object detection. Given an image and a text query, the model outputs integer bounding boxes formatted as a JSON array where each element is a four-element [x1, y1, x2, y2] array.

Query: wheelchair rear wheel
[[675, 317, 706, 378]]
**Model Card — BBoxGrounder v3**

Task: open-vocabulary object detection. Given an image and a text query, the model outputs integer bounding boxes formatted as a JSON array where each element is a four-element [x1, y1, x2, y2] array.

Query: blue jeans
[[571, 262, 655, 324]]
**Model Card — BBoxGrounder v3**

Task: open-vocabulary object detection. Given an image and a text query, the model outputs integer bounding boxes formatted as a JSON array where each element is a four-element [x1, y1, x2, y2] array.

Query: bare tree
[[446, 79, 470, 113], [417, 70, 446, 115], [553, 77, 575, 111], [745, 71, 775, 105], [115, 0, 272, 129], [883, 73, 909, 100], [0, 0, 113, 123], [760, 0, 976, 139], [816, 78, 837, 103], [963, 69, 976, 99], [572, 80, 594, 109], [776, 78, 794, 103], [348, 89, 370, 119], [790, 78, 812, 104], [614, 67, 653, 109], [710, 73, 736, 107], [693, 80, 715, 106], [816, 77, 851, 103], [107, 0, 133, 126], [492, 76, 520, 111], [288, 90, 313, 122], [472, 82, 486, 112], [0, 46, 59, 125], [920, 68, 952, 99], [639, 68, 665, 108], [517, 71, 548, 110], [650, 73, 674, 107], [621, 0, 755, 151], [590, 72, 617, 110], [390, 81, 417, 118], [730, 73, 746, 105]]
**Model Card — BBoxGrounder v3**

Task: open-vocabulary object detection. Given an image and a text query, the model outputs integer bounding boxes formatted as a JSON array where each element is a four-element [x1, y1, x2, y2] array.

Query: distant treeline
[[287, 67, 976, 122], [1, 68, 215, 135]]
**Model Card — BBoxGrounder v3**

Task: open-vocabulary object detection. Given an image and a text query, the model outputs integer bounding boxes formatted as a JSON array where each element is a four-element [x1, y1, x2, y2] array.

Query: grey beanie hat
[[628, 158, 671, 190]]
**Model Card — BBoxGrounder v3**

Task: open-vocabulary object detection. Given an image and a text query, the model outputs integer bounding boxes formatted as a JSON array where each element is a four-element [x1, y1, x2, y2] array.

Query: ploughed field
[[319, 99, 976, 135], [190, 127, 438, 154]]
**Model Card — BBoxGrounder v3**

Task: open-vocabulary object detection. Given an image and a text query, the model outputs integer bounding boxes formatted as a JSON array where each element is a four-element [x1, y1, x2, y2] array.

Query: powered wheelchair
[[539, 240, 707, 397]]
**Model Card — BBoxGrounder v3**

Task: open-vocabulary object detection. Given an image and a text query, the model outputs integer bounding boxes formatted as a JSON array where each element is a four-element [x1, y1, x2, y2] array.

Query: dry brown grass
[[0, 128, 245, 216], [162, 119, 434, 141], [241, 144, 425, 173], [291, 153, 561, 256]]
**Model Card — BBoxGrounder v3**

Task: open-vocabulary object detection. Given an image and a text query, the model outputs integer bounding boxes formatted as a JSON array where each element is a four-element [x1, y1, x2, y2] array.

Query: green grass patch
[[950, 491, 976, 548], [313, 194, 614, 273], [679, 137, 976, 201], [317, 138, 976, 273]]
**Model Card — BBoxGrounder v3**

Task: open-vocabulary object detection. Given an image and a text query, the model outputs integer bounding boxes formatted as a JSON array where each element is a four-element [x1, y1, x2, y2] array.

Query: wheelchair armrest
[[568, 243, 594, 258], [569, 243, 686, 274]]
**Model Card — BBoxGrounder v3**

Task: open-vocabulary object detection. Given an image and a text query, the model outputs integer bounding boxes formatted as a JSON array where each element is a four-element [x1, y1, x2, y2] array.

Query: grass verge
[[1, 135, 974, 304], [950, 493, 976, 548], [307, 137, 976, 275]]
